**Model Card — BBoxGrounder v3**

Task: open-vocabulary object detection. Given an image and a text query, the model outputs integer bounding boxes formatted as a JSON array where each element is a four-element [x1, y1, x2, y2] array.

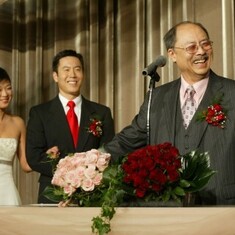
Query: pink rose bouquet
[[44, 149, 110, 205]]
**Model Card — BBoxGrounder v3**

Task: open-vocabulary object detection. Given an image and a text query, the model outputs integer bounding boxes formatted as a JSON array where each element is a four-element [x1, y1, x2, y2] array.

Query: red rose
[[152, 183, 162, 192], [200, 102, 227, 128], [135, 188, 146, 198], [87, 118, 103, 137], [213, 104, 222, 112], [122, 143, 181, 198], [168, 170, 180, 182]]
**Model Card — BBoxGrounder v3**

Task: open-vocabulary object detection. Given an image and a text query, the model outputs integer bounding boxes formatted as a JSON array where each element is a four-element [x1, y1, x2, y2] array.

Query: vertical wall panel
[[221, 0, 235, 77]]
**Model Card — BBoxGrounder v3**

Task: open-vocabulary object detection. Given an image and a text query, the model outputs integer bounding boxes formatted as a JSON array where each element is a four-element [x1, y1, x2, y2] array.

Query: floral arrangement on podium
[[43, 143, 216, 235]]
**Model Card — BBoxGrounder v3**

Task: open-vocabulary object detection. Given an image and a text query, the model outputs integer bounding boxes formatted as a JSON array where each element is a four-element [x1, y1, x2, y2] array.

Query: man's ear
[[167, 48, 177, 63], [52, 71, 58, 82]]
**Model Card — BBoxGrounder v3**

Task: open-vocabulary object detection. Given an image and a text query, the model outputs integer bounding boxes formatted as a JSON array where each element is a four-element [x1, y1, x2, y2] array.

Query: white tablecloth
[[0, 206, 235, 234]]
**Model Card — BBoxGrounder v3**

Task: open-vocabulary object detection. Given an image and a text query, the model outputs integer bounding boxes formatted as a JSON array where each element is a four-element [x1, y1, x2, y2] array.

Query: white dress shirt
[[58, 93, 82, 124], [180, 76, 209, 110]]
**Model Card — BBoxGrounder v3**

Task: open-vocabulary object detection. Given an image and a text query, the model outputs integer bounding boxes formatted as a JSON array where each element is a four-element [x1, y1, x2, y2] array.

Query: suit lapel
[[49, 96, 74, 149], [77, 97, 94, 151], [189, 71, 224, 148]]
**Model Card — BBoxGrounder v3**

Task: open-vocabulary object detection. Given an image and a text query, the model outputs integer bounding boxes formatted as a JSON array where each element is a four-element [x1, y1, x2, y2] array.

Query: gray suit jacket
[[105, 70, 235, 205]]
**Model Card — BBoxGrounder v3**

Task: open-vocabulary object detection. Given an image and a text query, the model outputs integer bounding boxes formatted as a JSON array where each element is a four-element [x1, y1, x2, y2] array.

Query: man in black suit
[[26, 49, 115, 203], [104, 21, 235, 205]]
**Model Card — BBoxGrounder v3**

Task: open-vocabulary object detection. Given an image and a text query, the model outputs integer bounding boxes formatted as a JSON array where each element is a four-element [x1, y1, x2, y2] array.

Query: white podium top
[[0, 206, 235, 234]]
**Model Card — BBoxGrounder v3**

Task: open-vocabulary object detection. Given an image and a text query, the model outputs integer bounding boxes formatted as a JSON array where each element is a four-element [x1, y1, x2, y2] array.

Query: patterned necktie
[[67, 101, 79, 147], [182, 86, 196, 129]]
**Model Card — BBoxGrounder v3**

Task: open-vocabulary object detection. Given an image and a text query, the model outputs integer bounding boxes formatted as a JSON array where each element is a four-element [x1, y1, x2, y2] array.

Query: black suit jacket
[[26, 95, 115, 203], [105, 70, 235, 205]]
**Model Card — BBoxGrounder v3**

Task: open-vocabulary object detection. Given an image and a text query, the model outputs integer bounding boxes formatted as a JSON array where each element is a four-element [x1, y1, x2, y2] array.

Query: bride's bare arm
[[17, 117, 32, 172]]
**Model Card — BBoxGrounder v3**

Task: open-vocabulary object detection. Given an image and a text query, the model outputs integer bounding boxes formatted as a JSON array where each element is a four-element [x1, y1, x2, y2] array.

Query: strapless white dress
[[0, 138, 21, 206]]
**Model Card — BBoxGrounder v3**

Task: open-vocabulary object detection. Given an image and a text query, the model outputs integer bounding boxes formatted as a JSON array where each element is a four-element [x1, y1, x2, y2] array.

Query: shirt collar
[[180, 76, 209, 107], [181, 76, 209, 95], [58, 93, 82, 109]]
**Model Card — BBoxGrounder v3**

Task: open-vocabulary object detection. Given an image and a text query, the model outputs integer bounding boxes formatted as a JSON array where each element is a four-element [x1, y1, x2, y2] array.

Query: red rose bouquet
[[122, 143, 181, 200]]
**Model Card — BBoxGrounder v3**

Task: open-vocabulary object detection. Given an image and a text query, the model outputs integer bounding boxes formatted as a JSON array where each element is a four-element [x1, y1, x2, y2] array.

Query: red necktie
[[67, 101, 79, 147]]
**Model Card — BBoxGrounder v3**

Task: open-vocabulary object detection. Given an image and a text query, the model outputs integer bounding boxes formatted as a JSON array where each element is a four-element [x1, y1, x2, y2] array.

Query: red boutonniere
[[87, 117, 103, 137], [197, 94, 227, 128]]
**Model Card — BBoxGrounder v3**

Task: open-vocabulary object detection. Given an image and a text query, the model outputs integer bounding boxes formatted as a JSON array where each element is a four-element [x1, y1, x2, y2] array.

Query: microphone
[[142, 55, 167, 76]]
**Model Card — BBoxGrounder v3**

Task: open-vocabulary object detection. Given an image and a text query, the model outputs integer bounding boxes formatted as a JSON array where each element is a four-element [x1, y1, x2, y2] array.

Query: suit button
[[184, 134, 189, 150]]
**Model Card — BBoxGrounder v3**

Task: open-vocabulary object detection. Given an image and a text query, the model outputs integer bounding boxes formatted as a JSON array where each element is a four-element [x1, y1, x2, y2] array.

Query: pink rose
[[64, 185, 76, 196], [84, 165, 97, 179], [96, 155, 110, 171], [85, 149, 99, 165], [81, 178, 95, 191], [93, 173, 103, 185]]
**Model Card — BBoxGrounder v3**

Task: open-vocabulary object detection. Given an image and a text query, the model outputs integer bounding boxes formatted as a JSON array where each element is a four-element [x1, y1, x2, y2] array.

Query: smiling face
[[167, 23, 213, 84], [0, 79, 12, 110], [53, 56, 84, 100]]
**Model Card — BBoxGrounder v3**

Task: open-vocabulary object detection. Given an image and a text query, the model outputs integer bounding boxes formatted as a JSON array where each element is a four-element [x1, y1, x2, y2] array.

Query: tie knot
[[67, 101, 75, 109], [186, 86, 195, 97]]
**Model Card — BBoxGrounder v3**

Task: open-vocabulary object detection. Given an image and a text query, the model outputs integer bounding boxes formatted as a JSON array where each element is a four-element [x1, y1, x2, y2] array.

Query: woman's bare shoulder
[[10, 115, 26, 128]]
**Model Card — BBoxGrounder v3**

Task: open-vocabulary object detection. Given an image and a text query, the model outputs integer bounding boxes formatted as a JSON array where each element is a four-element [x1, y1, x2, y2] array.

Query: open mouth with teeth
[[67, 81, 77, 84], [194, 55, 208, 64], [194, 59, 207, 64]]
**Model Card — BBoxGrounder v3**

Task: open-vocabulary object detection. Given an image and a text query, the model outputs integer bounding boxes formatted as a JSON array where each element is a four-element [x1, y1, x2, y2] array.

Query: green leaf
[[173, 186, 185, 196], [179, 179, 191, 188], [180, 151, 216, 192], [92, 216, 111, 235], [101, 205, 116, 220], [188, 171, 216, 192], [161, 190, 171, 201], [43, 186, 66, 202]]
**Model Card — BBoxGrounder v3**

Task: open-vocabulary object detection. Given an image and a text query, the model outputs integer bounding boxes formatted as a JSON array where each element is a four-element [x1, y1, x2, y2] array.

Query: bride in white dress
[[0, 67, 32, 206]]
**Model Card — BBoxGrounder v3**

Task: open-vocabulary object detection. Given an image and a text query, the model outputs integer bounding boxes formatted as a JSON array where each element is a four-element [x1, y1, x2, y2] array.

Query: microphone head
[[156, 55, 167, 67], [142, 55, 167, 76]]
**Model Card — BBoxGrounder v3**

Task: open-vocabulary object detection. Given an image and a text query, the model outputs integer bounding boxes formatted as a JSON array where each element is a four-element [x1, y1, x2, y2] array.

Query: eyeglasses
[[173, 40, 213, 54]]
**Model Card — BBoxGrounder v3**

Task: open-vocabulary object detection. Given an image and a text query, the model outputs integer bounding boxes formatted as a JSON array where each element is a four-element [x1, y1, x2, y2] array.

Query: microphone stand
[[146, 71, 160, 145]]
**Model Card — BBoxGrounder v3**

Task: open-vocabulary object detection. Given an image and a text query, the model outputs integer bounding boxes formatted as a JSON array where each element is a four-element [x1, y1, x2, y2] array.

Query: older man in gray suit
[[104, 21, 235, 205]]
